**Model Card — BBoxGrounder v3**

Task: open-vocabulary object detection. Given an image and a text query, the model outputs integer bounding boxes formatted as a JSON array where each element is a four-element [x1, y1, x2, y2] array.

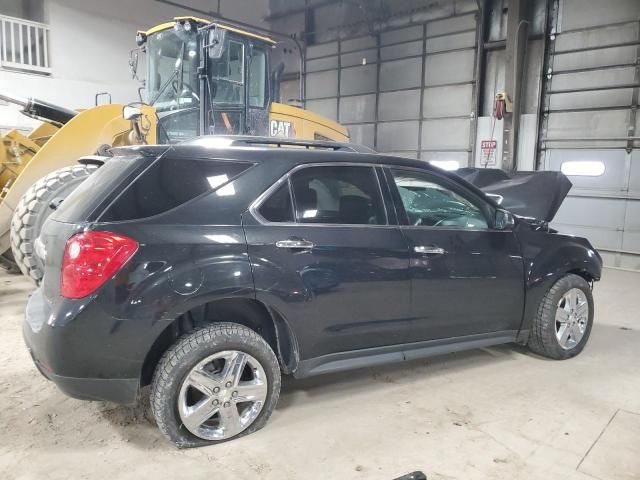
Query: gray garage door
[[304, 9, 479, 168], [540, 0, 640, 271]]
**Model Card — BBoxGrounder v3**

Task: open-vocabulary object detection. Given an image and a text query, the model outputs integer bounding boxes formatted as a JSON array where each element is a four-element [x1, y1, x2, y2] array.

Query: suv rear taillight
[[61, 231, 138, 299]]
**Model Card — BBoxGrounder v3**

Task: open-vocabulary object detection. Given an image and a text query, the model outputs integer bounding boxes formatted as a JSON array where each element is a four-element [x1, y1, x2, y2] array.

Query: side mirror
[[485, 193, 504, 205], [123, 105, 142, 121], [128, 49, 139, 80], [494, 209, 515, 230]]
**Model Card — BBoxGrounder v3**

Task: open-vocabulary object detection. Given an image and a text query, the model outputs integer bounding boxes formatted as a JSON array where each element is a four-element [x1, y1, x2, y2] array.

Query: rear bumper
[[24, 346, 138, 403], [23, 288, 139, 405]]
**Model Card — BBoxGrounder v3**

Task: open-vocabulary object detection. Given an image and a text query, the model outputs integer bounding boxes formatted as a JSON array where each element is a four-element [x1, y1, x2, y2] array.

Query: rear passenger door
[[243, 164, 412, 360]]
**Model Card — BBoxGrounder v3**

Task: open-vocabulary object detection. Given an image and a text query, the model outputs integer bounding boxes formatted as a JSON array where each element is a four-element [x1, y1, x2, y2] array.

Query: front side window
[[290, 166, 386, 225], [390, 169, 488, 229]]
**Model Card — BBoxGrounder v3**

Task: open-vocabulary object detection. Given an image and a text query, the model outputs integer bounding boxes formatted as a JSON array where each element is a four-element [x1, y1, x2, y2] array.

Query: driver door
[[384, 167, 525, 342]]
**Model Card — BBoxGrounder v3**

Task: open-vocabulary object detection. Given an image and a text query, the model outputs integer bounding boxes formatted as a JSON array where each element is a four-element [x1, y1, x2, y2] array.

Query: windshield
[[146, 28, 199, 112]]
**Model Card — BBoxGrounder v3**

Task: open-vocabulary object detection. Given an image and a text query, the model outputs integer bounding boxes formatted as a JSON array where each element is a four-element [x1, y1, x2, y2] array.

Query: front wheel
[[150, 323, 281, 448], [528, 274, 594, 359]]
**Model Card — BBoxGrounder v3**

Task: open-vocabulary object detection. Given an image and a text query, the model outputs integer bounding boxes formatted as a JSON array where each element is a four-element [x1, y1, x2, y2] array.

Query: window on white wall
[[429, 160, 460, 171], [560, 161, 606, 177], [0, 0, 50, 74], [0, 0, 44, 22]]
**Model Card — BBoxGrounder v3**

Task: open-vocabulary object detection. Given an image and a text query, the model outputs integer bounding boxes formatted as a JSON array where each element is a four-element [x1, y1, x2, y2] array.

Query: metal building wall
[[303, 3, 479, 166], [273, 0, 640, 271], [540, 0, 640, 271], [475, 0, 547, 172]]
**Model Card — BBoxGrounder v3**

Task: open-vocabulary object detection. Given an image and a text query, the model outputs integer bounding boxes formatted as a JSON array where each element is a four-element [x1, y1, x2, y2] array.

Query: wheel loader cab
[[144, 21, 200, 142], [141, 18, 275, 141], [138, 17, 349, 143]]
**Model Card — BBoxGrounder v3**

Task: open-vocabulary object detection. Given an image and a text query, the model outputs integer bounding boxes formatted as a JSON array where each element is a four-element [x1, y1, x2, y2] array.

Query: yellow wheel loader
[[0, 16, 348, 281]]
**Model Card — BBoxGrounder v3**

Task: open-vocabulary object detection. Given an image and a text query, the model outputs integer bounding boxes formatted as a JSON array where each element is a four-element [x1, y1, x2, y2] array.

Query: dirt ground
[[0, 267, 639, 480]]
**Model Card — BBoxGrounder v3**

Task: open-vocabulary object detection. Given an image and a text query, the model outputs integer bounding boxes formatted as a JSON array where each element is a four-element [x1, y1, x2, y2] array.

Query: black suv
[[24, 136, 602, 447]]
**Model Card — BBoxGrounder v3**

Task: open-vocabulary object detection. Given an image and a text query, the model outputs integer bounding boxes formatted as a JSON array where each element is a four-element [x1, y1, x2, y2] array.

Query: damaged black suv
[[24, 136, 602, 447]]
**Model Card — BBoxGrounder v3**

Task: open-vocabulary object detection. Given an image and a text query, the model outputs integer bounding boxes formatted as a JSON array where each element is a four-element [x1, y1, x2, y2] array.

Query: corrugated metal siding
[[304, 10, 479, 165], [540, 0, 640, 270]]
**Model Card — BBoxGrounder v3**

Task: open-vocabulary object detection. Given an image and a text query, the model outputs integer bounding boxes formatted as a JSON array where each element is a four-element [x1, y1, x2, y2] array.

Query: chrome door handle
[[414, 245, 446, 255], [275, 239, 315, 249]]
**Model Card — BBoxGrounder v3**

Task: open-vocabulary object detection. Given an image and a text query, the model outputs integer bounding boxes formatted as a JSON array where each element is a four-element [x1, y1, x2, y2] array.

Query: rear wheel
[[150, 323, 281, 448], [528, 274, 594, 359], [10, 164, 97, 284]]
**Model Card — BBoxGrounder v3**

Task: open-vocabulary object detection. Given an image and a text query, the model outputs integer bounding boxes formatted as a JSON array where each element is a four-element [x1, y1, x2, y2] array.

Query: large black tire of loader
[[10, 164, 98, 284]]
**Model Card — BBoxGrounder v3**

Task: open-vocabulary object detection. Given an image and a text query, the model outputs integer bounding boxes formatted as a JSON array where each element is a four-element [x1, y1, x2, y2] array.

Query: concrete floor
[[0, 267, 638, 480]]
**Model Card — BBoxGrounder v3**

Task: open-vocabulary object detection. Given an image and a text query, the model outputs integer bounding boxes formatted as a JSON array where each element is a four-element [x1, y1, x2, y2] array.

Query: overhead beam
[[266, 0, 340, 21]]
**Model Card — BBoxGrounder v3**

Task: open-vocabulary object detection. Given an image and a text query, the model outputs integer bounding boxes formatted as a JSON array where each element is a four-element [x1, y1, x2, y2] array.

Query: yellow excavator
[[0, 16, 348, 281]]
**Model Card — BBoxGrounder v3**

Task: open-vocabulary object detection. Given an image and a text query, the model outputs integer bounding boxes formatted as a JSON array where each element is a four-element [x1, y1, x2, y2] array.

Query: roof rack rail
[[233, 137, 374, 152], [187, 136, 375, 154]]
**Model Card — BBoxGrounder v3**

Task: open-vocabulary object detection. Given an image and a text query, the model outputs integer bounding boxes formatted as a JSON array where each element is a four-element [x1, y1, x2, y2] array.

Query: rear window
[[52, 155, 152, 223], [99, 157, 252, 222]]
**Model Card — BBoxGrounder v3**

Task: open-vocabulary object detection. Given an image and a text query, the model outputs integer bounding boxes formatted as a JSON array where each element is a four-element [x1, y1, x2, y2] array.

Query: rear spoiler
[[456, 168, 572, 222]]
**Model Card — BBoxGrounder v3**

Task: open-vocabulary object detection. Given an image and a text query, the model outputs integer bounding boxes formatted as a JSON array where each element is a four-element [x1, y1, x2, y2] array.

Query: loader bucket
[[0, 103, 156, 254], [0, 122, 60, 191]]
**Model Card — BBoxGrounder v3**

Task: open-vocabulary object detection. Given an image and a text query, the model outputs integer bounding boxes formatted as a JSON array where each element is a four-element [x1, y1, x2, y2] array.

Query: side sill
[[515, 329, 530, 344], [293, 330, 519, 379]]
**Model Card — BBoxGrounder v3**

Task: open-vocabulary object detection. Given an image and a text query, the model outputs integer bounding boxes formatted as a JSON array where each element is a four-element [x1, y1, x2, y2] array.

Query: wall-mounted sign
[[480, 139, 497, 166]]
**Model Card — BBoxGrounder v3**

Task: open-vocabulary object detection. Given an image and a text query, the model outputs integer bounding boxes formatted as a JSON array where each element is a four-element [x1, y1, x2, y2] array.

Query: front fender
[[518, 231, 602, 335]]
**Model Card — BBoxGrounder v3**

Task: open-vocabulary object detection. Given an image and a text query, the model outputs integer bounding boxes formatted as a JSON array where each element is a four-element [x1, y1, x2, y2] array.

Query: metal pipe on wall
[[471, 0, 487, 167], [502, 0, 530, 171]]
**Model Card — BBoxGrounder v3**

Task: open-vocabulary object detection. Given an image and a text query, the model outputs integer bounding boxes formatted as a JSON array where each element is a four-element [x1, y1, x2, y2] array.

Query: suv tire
[[150, 323, 281, 448], [528, 274, 594, 359], [10, 164, 98, 283]]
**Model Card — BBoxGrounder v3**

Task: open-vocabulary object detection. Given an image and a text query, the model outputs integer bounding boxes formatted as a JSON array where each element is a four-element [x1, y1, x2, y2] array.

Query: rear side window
[[52, 155, 153, 223], [99, 157, 252, 222], [290, 166, 386, 225], [258, 183, 293, 222]]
